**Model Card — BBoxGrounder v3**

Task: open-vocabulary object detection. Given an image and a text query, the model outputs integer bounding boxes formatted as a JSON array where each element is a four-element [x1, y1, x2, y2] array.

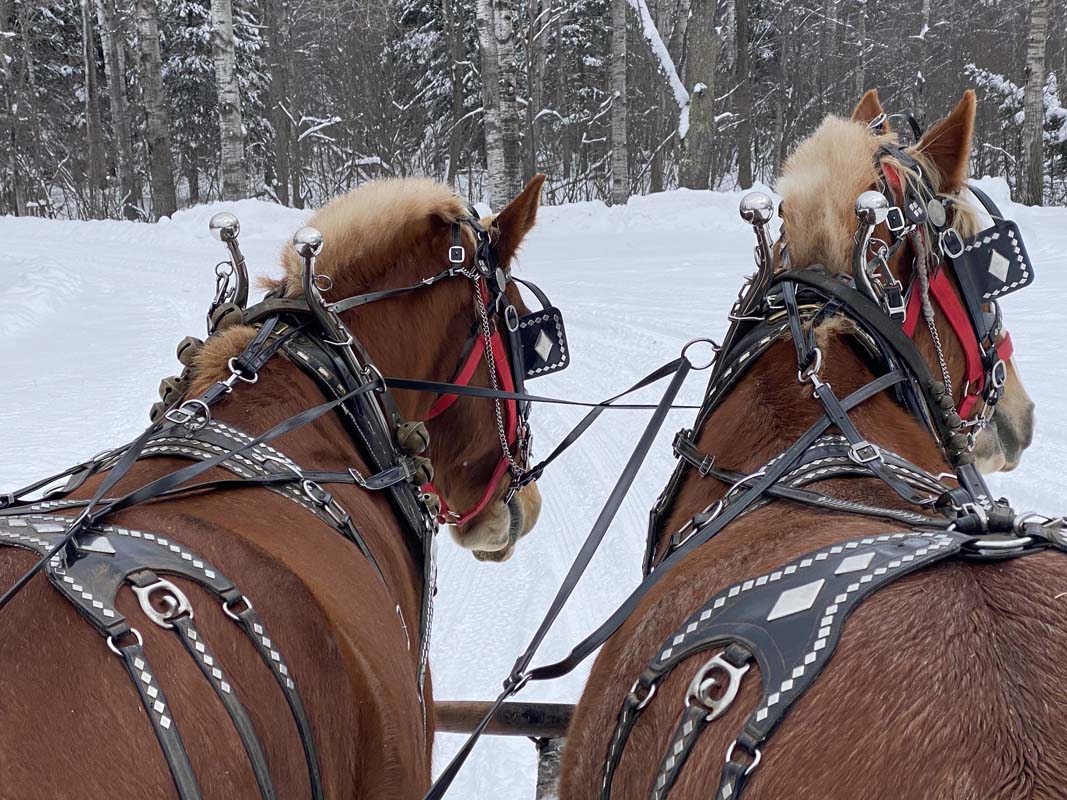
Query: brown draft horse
[[0, 175, 546, 798], [561, 93, 1067, 798]]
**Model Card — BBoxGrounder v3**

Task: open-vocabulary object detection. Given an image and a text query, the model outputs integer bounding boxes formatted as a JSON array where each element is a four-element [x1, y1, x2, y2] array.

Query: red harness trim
[[903, 266, 1013, 420], [883, 163, 1013, 421], [421, 279, 520, 526]]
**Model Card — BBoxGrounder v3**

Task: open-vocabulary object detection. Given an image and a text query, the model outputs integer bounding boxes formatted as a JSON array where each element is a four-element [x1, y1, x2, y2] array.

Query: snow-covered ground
[[1, 182, 1063, 799]]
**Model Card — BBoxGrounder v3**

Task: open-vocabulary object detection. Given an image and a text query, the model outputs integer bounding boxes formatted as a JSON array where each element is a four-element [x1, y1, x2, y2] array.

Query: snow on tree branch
[[626, 0, 690, 140]]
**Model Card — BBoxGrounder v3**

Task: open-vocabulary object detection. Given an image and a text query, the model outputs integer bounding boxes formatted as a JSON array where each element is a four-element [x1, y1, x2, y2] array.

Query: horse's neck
[[213, 345, 427, 625], [657, 329, 949, 555]]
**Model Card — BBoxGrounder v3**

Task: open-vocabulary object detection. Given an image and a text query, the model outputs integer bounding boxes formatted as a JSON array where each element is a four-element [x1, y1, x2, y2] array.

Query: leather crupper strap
[[602, 528, 1067, 799], [0, 514, 323, 800]]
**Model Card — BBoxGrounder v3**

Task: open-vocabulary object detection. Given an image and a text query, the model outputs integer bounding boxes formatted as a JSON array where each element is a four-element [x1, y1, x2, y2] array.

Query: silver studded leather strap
[[115, 638, 203, 800], [229, 602, 324, 800], [173, 616, 276, 800]]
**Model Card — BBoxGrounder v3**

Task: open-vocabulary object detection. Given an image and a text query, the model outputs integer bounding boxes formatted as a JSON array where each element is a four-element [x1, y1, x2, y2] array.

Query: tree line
[[1, 0, 1065, 221]]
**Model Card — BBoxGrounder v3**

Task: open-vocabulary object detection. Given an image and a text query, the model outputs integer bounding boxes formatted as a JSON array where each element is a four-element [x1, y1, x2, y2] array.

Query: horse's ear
[[851, 89, 884, 125], [489, 174, 546, 265], [914, 90, 976, 192]]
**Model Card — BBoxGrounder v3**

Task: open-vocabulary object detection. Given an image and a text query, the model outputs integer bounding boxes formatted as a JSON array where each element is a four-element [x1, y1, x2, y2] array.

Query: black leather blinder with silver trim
[[508, 277, 569, 380]]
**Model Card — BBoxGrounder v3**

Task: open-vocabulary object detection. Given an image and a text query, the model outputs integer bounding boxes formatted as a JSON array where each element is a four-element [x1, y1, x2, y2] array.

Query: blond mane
[[777, 116, 980, 272], [268, 177, 469, 296]]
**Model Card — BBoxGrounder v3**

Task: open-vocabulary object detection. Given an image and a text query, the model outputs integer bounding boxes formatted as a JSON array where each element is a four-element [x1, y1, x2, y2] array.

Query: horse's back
[[563, 525, 1067, 800], [0, 487, 429, 799]]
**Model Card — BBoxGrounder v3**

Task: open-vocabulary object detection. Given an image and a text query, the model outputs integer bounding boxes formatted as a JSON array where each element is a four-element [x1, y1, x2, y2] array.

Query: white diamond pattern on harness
[[957, 219, 1035, 301], [516, 306, 569, 378]]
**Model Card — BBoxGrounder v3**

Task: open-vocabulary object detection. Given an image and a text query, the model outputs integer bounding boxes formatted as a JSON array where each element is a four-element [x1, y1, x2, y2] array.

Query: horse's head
[[774, 90, 1035, 473], [272, 175, 549, 560]]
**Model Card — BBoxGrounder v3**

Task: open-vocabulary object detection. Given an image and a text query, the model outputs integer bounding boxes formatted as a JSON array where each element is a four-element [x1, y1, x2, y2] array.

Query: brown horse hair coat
[[559, 96, 1061, 799], [0, 175, 546, 799]]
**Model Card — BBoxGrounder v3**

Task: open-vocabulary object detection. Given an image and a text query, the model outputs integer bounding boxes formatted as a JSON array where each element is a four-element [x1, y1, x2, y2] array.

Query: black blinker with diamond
[[517, 307, 569, 378]]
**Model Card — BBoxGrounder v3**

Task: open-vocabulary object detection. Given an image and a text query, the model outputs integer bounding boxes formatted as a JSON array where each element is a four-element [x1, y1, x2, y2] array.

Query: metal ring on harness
[[222, 595, 254, 621], [106, 626, 144, 656], [631, 680, 657, 710], [681, 338, 721, 371], [724, 740, 762, 776], [226, 358, 259, 384]]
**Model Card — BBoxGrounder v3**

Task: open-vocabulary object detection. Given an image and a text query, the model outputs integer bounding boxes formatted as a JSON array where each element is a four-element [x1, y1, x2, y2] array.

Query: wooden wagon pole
[[435, 702, 575, 799]]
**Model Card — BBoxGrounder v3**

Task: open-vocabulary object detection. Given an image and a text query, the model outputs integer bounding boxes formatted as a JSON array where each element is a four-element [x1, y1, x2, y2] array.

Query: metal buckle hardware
[[940, 228, 965, 259], [884, 280, 907, 322], [725, 739, 762, 776], [631, 680, 658, 710], [132, 579, 193, 629], [672, 429, 692, 458], [848, 441, 883, 464], [164, 399, 211, 430], [989, 358, 1007, 389], [685, 652, 751, 722], [886, 206, 906, 232], [448, 245, 465, 264], [504, 671, 530, 695]]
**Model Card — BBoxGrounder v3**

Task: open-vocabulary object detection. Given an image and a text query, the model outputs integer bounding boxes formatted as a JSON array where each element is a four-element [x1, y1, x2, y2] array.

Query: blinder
[[868, 142, 1036, 426]]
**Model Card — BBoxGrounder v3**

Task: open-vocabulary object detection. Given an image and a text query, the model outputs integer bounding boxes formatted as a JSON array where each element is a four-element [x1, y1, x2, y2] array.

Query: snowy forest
[[2, 0, 1067, 220]]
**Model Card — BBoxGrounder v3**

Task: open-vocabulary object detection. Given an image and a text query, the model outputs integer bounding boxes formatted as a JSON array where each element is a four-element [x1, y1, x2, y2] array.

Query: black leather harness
[[599, 250, 1059, 798], [0, 212, 572, 799]]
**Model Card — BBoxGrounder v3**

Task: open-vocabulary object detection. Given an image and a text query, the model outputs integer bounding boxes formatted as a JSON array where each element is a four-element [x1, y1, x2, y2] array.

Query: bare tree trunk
[[210, 0, 247, 200], [445, 0, 465, 187], [610, 0, 630, 205], [734, 0, 753, 188], [0, 0, 16, 214], [494, 0, 522, 203], [817, 0, 836, 115], [81, 0, 107, 218], [852, 0, 866, 97], [524, 0, 545, 182], [914, 0, 932, 122], [134, 0, 177, 218], [96, 0, 142, 219], [476, 0, 520, 208], [263, 0, 291, 204], [678, 0, 721, 188], [1023, 0, 1050, 205]]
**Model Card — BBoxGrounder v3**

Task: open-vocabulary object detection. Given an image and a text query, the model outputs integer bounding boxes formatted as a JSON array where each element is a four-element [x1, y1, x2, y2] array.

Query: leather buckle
[[697, 454, 716, 477], [672, 429, 692, 458], [848, 441, 882, 464], [940, 228, 965, 259], [884, 281, 906, 323]]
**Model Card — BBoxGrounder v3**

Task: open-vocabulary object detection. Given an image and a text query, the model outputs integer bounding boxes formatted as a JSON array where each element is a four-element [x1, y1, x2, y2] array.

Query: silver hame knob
[[855, 191, 889, 225], [209, 212, 240, 242], [292, 226, 325, 258], [739, 191, 774, 225]]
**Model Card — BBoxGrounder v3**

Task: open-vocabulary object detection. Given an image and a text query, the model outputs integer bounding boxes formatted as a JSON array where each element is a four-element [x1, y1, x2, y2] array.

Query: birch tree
[[476, 0, 522, 209], [610, 0, 629, 205], [210, 0, 247, 200], [134, 0, 177, 218], [1022, 0, 1050, 205]]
